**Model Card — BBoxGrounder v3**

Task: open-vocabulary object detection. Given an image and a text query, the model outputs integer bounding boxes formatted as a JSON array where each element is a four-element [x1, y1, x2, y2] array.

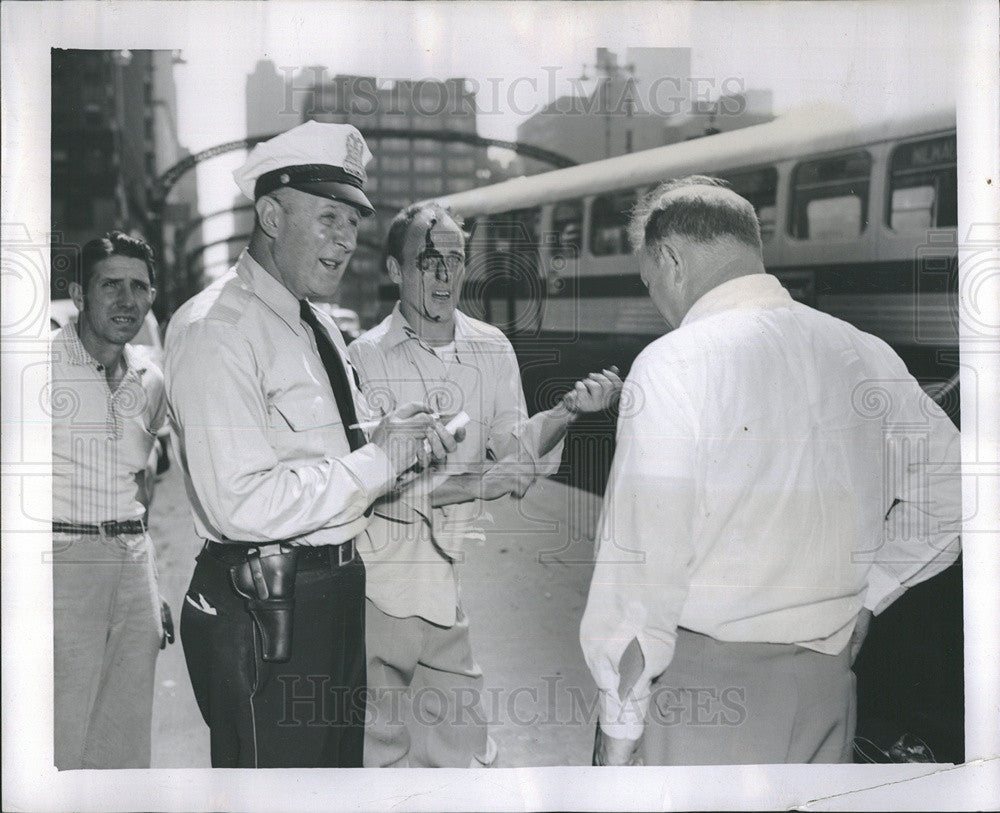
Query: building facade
[[515, 47, 774, 175], [300, 73, 485, 325], [50, 49, 199, 316]]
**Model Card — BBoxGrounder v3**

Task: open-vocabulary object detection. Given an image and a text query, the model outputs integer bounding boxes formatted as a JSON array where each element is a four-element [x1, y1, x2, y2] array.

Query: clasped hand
[[562, 366, 624, 415], [370, 402, 465, 477]]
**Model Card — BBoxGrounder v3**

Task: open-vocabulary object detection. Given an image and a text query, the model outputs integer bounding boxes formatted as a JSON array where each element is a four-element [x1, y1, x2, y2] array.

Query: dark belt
[[53, 519, 146, 536], [203, 538, 357, 569]]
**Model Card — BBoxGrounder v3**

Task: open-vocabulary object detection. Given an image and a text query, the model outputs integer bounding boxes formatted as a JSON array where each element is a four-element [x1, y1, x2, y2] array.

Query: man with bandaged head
[[348, 202, 622, 767]]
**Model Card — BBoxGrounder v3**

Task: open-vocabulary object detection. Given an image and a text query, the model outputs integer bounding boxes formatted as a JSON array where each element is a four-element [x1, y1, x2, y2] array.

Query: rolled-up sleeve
[[166, 321, 393, 544], [579, 356, 698, 740], [487, 341, 564, 476]]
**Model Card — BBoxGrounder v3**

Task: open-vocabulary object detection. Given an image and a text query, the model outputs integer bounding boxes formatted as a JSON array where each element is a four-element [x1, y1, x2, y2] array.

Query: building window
[[413, 155, 442, 173], [789, 151, 871, 239], [85, 148, 107, 176], [720, 166, 779, 241], [381, 137, 410, 151], [414, 138, 441, 152], [887, 134, 957, 230], [65, 195, 95, 229], [414, 177, 443, 195], [446, 156, 476, 174], [449, 115, 477, 133], [447, 177, 474, 192], [379, 155, 410, 173], [589, 188, 640, 256], [381, 177, 411, 194]]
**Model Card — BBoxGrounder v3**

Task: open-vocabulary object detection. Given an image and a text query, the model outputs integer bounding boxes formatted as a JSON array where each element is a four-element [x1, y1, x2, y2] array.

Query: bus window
[[589, 188, 639, 256], [721, 167, 778, 241], [551, 200, 583, 260], [789, 151, 872, 239], [888, 134, 957, 230], [489, 208, 539, 251], [478, 208, 542, 332]]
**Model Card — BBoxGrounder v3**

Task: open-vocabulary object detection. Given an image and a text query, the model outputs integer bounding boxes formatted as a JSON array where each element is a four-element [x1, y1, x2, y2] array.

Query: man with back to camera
[[164, 122, 462, 768], [51, 231, 174, 769], [580, 176, 962, 766], [348, 202, 622, 767]]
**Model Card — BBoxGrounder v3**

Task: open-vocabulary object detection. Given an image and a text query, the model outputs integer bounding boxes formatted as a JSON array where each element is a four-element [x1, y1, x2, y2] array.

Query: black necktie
[[299, 300, 366, 451]]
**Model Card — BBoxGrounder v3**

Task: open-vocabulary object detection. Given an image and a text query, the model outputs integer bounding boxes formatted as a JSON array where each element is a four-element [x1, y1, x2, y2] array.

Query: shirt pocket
[[267, 392, 348, 459]]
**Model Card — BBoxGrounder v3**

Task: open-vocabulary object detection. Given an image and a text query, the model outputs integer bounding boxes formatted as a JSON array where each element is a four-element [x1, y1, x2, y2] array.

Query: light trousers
[[638, 627, 856, 765], [52, 532, 161, 770], [363, 598, 497, 768]]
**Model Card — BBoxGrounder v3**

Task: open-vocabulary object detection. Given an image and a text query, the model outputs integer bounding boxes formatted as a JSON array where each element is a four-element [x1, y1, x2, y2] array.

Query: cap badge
[[343, 131, 367, 183]]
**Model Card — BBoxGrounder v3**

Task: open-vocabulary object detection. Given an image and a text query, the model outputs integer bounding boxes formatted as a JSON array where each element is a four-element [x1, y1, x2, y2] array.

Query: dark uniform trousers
[[180, 544, 366, 767]]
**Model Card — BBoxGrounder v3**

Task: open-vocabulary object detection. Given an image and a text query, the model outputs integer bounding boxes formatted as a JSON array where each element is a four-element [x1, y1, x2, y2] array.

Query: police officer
[[164, 122, 462, 768]]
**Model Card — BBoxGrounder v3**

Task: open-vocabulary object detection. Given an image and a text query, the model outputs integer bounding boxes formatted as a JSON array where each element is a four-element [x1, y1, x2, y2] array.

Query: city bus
[[407, 106, 959, 441]]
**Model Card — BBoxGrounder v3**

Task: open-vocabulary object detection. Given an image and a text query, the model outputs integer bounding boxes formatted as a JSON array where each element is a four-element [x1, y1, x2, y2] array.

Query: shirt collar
[[384, 302, 480, 353], [236, 248, 303, 334], [58, 322, 147, 377], [680, 273, 793, 327]]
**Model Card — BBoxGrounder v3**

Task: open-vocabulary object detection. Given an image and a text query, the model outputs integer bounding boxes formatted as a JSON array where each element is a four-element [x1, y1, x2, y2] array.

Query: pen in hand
[[350, 411, 470, 434]]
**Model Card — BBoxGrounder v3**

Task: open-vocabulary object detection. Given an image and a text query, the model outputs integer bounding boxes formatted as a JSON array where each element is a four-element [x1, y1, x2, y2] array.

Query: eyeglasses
[[416, 250, 465, 275]]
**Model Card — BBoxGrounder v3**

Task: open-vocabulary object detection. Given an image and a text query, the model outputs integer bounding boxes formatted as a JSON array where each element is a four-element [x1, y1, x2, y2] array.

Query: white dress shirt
[[164, 249, 392, 546], [580, 273, 961, 740], [348, 304, 563, 626]]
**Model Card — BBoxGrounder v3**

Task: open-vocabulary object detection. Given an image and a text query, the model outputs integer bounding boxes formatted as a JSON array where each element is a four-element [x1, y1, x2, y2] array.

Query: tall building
[[302, 72, 485, 325], [50, 49, 199, 316], [516, 47, 693, 175], [245, 59, 304, 138]]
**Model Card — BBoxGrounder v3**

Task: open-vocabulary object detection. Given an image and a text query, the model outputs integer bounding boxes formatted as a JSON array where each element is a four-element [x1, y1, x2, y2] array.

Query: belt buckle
[[99, 520, 118, 537], [258, 542, 291, 558], [338, 540, 354, 567]]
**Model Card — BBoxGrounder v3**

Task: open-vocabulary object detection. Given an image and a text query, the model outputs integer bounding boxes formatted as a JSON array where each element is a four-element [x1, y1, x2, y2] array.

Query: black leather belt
[[204, 538, 356, 569], [53, 519, 146, 536]]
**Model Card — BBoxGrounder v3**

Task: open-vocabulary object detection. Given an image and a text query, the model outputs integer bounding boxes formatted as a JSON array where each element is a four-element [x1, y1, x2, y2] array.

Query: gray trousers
[[363, 599, 497, 767], [52, 532, 161, 769], [638, 627, 856, 765]]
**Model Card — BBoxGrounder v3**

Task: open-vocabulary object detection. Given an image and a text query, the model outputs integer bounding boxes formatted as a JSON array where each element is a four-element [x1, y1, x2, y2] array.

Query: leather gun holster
[[229, 545, 299, 663]]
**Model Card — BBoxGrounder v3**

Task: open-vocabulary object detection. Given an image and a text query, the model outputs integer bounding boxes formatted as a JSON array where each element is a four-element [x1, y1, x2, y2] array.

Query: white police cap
[[233, 121, 375, 215]]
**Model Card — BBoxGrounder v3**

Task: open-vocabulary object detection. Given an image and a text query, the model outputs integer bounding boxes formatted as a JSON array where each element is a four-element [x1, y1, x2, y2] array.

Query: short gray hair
[[629, 175, 762, 254]]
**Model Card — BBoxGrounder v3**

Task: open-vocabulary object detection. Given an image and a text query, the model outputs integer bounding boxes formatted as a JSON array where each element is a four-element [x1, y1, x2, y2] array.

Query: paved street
[[148, 464, 604, 768]]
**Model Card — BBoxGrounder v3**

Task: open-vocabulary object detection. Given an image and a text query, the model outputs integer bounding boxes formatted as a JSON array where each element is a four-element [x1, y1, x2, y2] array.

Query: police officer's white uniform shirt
[[164, 249, 392, 546], [580, 273, 962, 740]]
